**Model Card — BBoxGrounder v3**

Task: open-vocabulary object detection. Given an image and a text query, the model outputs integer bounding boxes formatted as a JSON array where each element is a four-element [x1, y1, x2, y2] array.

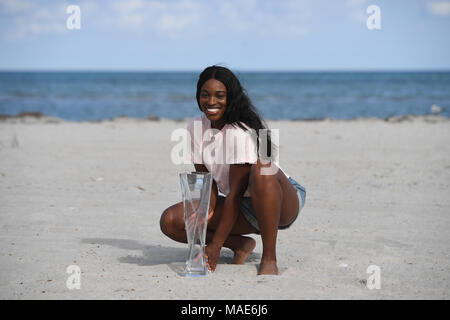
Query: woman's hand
[[205, 242, 221, 272]]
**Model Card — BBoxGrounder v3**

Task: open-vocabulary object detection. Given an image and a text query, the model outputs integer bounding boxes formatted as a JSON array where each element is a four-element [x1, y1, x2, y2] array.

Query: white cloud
[[113, 0, 146, 29], [350, 11, 366, 23], [428, 1, 450, 16], [344, 0, 370, 23], [109, 0, 201, 36], [153, 0, 201, 34], [0, 0, 33, 13], [217, 0, 313, 36], [115, 0, 145, 12], [345, 0, 368, 8], [157, 13, 197, 32], [2, 2, 69, 40], [2, 0, 380, 41], [107, 0, 313, 37]]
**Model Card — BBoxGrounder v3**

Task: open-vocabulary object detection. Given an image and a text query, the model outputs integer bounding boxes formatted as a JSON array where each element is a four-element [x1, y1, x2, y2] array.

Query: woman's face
[[199, 78, 227, 126]]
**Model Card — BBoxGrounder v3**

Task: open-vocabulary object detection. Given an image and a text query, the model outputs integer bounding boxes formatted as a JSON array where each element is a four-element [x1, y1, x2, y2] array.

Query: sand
[[0, 115, 449, 299]]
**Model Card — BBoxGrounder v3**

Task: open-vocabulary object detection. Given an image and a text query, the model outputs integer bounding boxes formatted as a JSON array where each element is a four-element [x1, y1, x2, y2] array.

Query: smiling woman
[[199, 79, 227, 121], [160, 65, 307, 275], [194, 66, 274, 154]]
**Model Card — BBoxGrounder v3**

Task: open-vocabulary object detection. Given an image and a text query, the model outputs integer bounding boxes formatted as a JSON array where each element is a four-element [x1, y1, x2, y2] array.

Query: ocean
[[0, 71, 449, 121]]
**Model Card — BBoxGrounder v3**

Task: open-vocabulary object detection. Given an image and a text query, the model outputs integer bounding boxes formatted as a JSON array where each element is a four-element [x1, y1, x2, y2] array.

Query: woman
[[160, 65, 306, 275]]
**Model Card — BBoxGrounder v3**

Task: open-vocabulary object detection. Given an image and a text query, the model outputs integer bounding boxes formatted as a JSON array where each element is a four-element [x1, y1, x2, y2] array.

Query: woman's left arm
[[206, 163, 251, 270]]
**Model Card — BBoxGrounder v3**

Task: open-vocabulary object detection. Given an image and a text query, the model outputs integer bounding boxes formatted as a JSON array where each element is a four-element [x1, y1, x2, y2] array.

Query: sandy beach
[[0, 115, 449, 299]]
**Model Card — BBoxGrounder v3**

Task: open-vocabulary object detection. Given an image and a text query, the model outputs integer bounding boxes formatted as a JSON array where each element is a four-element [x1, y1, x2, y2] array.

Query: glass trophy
[[179, 172, 212, 277]]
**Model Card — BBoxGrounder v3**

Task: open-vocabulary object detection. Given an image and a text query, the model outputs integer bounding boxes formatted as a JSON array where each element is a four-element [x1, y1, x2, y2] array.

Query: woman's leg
[[160, 198, 258, 264], [248, 159, 299, 275]]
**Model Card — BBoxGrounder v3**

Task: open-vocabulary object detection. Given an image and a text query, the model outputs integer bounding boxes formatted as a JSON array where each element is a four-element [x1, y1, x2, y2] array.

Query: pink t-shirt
[[187, 114, 288, 197]]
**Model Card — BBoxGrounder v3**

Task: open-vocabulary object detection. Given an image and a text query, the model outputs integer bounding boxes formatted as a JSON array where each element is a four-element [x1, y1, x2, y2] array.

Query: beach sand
[[0, 115, 449, 299]]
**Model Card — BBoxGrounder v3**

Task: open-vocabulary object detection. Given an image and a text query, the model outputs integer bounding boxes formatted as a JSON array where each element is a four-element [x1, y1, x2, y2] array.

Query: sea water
[[0, 71, 449, 121]]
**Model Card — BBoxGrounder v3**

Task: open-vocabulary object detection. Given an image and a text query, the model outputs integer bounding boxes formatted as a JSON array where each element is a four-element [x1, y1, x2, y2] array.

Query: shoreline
[[0, 111, 449, 124]]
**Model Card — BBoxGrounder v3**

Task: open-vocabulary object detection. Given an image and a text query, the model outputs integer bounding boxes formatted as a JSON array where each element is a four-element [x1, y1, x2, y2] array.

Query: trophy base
[[181, 269, 210, 278]]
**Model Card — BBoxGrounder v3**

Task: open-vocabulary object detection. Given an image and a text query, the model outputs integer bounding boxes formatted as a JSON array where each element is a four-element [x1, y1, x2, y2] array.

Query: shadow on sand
[[81, 238, 187, 266], [81, 237, 261, 275]]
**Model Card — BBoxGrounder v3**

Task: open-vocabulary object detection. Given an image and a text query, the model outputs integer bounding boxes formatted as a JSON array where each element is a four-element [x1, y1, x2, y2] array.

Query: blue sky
[[0, 0, 449, 71]]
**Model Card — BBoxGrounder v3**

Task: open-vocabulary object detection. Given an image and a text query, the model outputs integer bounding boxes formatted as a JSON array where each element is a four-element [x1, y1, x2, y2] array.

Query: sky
[[0, 0, 449, 71]]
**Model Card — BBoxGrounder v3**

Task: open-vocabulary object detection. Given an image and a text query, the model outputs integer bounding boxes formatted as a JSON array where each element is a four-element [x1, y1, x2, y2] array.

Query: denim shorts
[[240, 176, 306, 233]]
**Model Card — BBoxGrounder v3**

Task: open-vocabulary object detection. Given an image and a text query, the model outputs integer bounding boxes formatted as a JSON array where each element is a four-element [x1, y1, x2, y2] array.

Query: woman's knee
[[249, 159, 279, 192], [160, 203, 184, 236]]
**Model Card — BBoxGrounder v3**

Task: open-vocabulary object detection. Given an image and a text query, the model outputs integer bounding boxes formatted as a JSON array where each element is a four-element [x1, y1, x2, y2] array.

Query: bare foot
[[233, 237, 256, 265], [258, 259, 279, 275]]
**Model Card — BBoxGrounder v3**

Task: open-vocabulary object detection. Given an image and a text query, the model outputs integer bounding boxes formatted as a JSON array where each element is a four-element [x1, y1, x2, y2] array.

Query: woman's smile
[[199, 78, 227, 129], [205, 106, 222, 115]]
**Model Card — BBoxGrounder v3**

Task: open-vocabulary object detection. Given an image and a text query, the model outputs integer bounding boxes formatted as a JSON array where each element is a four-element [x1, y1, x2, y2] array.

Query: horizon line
[[1, 68, 450, 73]]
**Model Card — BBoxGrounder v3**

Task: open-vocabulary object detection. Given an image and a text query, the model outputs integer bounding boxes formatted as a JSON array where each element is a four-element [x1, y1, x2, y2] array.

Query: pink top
[[187, 114, 289, 197]]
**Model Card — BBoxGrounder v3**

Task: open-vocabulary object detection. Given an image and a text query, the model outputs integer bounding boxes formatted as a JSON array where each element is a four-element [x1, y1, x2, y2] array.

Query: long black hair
[[196, 65, 277, 159]]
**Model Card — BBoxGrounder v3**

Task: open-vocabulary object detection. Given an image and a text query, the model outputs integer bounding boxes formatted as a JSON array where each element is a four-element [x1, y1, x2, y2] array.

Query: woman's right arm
[[194, 164, 218, 219]]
